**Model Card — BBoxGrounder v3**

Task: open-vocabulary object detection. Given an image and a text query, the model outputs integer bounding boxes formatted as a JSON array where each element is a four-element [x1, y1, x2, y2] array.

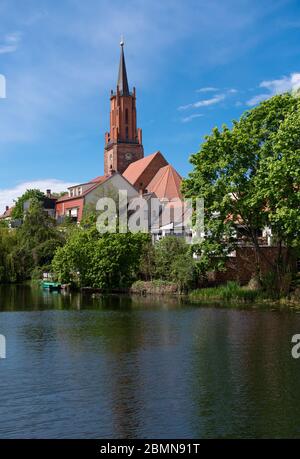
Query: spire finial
[[117, 37, 129, 95]]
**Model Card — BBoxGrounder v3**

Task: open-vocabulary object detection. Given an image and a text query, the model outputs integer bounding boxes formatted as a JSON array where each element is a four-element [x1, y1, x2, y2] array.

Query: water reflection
[[0, 285, 300, 438]]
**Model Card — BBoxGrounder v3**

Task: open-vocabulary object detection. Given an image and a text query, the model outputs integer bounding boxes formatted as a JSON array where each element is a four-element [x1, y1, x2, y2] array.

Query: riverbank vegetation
[[0, 200, 65, 283]]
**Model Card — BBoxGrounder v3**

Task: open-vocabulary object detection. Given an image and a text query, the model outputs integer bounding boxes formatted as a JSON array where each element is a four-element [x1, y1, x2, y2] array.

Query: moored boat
[[41, 281, 61, 291]]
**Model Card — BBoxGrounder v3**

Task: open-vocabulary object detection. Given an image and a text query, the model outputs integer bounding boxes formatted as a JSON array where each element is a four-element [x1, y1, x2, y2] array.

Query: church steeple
[[117, 41, 130, 96], [104, 41, 144, 176]]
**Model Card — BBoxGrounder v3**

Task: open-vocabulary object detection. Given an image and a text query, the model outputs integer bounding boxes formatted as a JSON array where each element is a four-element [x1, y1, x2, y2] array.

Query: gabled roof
[[56, 176, 109, 203], [0, 206, 13, 219], [90, 176, 105, 183], [56, 172, 138, 204], [123, 151, 168, 188], [146, 165, 182, 200]]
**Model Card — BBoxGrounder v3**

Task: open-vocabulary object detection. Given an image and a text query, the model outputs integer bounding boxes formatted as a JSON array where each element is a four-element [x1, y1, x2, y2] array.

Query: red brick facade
[[55, 197, 84, 222], [209, 246, 296, 285], [104, 44, 144, 175], [104, 141, 144, 177]]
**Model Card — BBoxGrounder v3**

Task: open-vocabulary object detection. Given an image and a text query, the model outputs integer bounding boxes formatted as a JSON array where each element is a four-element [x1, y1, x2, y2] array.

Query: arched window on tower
[[125, 108, 129, 124], [126, 126, 129, 140]]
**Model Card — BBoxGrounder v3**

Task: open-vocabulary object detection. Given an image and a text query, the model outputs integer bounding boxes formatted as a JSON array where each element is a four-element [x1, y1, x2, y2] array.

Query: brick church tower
[[104, 41, 144, 175]]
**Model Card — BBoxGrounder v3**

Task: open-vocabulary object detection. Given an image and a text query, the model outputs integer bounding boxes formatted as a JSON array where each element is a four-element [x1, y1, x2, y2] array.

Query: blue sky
[[0, 0, 300, 211]]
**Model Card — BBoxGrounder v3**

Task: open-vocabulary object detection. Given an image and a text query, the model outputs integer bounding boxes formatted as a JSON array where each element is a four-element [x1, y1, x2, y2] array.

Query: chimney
[[46, 189, 51, 198], [139, 182, 145, 196], [5, 205, 9, 211]]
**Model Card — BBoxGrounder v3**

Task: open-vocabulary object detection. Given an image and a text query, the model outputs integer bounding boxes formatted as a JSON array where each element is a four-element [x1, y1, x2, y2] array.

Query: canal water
[[0, 284, 300, 439]]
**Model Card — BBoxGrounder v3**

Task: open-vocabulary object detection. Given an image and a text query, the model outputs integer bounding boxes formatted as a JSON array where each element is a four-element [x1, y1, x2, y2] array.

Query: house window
[[67, 207, 79, 222], [70, 208, 78, 217]]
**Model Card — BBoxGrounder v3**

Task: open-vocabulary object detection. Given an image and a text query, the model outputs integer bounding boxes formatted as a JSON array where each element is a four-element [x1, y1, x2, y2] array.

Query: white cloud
[[0, 32, 21, 54], [246, 72, 300, 106], [178, 94, 225, 111], [196, 87, 218, 93], [179, 88, 238, 112], [246, 93, 270, 106], [181, 113, 203, 123], [0, 179, 75, 213], [0, 74, 6, 98]]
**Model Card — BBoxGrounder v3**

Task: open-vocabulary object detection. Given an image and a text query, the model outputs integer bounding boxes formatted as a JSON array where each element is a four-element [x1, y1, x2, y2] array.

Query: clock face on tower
[[125, 152, 132, 160]]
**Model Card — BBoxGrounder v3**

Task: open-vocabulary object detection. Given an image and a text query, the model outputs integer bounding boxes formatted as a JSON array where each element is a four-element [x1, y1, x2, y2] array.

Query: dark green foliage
[[12, 189, 45, 219], [154, 236, 197, 291], [0, 228, 18, 282], [0, 201, 65, 282], [189, 281, 260, 303], [52, 224, 150, 290], [182, 93, 300, 284]]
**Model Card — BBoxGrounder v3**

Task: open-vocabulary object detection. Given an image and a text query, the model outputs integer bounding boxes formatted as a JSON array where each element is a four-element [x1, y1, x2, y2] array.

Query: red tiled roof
[[146, 165, 182, 200], [56, 194, 84, 203], [123, 151, 166, 187], [90, 175, 106, 183], [0, 206, 13, 219], [56, 176, 108, 203]]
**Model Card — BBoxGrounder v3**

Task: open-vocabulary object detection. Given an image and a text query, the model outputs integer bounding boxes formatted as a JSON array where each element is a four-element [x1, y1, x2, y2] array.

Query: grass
[[131, 279, 300, 308], [189, 281, 260, 303]]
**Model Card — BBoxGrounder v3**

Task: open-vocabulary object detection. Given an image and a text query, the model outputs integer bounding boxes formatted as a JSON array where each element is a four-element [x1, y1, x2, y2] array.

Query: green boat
[[42, 281, 61, 290]]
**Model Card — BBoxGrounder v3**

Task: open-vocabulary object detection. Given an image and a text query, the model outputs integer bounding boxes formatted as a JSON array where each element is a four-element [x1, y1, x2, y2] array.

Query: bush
[[52, 227, 150, 290], [153, 236, 197, 291]]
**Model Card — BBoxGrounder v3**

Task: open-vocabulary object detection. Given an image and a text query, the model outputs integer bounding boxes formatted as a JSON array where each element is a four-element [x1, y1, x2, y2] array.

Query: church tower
[[104, 41, 144, 175]]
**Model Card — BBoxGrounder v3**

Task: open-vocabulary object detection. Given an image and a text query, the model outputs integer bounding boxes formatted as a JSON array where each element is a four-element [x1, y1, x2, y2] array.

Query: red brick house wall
[[209, 246, 297, 285], [55, 197, 84, 221]]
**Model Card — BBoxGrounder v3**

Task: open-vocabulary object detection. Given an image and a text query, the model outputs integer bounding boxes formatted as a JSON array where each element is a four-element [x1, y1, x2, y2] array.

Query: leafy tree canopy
[[4, 201, 65, 281], [12, 189, 45, 219], [182, 93, 300, 276], [52, 224, 150, 290]]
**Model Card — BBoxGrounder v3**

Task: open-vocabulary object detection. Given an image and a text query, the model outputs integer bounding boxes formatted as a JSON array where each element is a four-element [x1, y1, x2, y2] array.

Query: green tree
[[182, 93, 300, 282], [170, 252, 196, 292], [139, 239, 156, 280], [12, 200, 65, 279], [255, 106, 300, 249], [52, 224, 149, 290], [12, 189, 45, 219], [154, 236, 190, 280], [0, 228, 18, 282], [154, 236, 196, 290]]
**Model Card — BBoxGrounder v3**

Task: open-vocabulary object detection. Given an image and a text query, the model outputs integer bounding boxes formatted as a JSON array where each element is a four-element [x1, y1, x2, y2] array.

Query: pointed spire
[[117, 39, 130, 96]]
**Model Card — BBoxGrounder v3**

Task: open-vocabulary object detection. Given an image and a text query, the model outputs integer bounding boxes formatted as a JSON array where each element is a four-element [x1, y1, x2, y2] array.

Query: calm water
[[0, 284, 300, 439]]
